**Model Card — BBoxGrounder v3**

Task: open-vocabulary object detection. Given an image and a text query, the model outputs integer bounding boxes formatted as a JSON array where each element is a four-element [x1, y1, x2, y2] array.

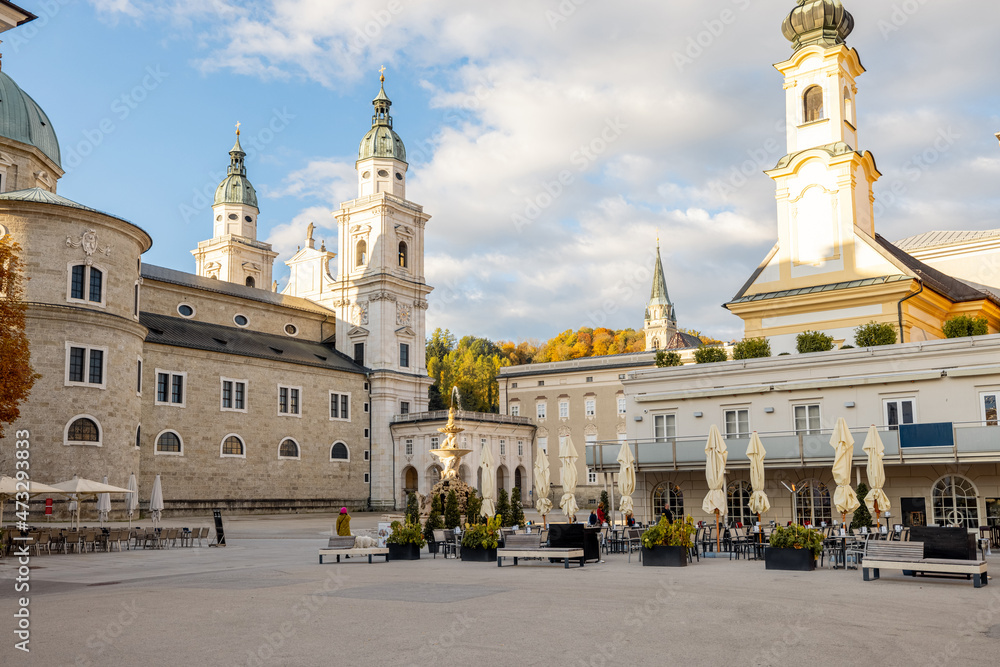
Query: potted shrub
[[640, 515, 696, 567], [386, 519, 426, 561], [460, 515, 501, 562], [765, 524, 823, 571]]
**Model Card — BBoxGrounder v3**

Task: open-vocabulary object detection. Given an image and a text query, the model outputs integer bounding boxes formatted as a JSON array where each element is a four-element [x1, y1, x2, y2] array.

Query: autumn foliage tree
[[0, 237, 39, 438]]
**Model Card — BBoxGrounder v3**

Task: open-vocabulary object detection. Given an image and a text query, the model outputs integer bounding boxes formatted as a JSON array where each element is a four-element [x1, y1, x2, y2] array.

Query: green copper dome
[[782, 0, 854, 51], [0, 70, 61, 168], [358, 80, 406, 163], [214, 134, 258, 208]]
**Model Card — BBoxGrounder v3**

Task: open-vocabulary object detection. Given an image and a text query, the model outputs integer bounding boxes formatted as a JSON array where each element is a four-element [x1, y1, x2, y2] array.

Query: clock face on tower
[[396, 302, 412, 326]]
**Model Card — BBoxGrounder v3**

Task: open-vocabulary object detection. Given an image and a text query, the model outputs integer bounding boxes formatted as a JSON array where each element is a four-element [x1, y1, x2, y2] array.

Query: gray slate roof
[[894, 229, 1000, 251], [874, 234, 1000, 306], [141, 264, 334, 315], [140, 311, 366, 374]]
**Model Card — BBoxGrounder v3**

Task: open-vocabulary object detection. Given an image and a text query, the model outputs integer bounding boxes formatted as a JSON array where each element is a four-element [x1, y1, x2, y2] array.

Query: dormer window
[[398, 241, 408, 268], [356, 239, 367, 267], [803, 86, 824, 123]]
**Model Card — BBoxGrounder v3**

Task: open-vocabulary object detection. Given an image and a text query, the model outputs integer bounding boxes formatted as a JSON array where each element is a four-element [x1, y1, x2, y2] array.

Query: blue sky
[[9, 1, 1000, 343]]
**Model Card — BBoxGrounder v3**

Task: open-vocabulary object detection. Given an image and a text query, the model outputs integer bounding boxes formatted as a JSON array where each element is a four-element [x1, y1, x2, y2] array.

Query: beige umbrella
[[862, 425, 891, 525], [97, 475, 112, 526], [746, 432, 771, 520], [150, 474, 165, 527], [701, 425, 728, 551], [52, 476, 132, 529], [125, 473, 139, 529], [830, 418, 860, 529], [480, 443, 497, 519], [616, 440, 636, 523], [533, 441, 552, 527], [0, 476, 65, 530], [559, 436, 579, 522]]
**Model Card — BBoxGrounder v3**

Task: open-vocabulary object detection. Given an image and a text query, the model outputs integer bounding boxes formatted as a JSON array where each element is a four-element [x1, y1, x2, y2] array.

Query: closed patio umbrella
[[0, 476, 65, 531], [97, 475, 112, 526], [746, 432, 771, 521], [480, 444, 496, 520], [533, 441, 552, 527], [862, 425, 891, 526], [125, 473, 139, 528], [830, 418, 860, 528], [616, 440, 636, 524], [559, 436, 579, 523], [51, 476, 131, 529], [149, 474, 165, 527], [702, 425, 728, 552]]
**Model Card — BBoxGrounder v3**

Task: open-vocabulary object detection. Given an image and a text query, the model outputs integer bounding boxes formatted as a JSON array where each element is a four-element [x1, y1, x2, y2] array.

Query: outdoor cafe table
[[825, 533, 858, 569]]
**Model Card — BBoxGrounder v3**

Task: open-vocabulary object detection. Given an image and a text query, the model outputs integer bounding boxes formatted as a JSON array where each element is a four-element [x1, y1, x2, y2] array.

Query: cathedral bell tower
[[192, 124, 277, 289], [643, 239, 678, 350]]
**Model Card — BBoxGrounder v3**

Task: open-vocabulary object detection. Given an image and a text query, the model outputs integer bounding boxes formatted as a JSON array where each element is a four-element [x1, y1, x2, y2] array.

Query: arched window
[[497, 465, 507, 493], [331, 442, 349, 461], [66, 417, 100, 444], [222, 434, 245, 457], [932, 476, 979, 528], [803, 85, 824, 123], [727, 481, 754, 526], [245, 276, 255, 288], [398, 241, 408, 268], [156, 430, 182, 454], [843, 87, 854, 126], [514, 467, 523, 492], [356, 239, 367, 267], [135, 425, 141, 449], [795, 479, 832, 525], [651, 482, 683, 518], [403, 466, 418, 491], [278, 438, 299, 459]]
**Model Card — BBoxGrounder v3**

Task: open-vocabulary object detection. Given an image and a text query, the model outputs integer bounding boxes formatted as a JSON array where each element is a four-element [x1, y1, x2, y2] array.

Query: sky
[[7, 0, 1000, 343]]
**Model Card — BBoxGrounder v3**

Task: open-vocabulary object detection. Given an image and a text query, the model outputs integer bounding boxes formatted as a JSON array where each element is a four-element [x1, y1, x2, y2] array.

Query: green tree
[[655, 350, 682, 367], [851, 483, 873, 530], [943, 315, 989, 338], [465, 491, 482, 525], [423, 494, 444, 543], [732, 337, 771, 360], [496, 488, 512, 526], [0, 238, 39, 439], [510, 487, 526, 528], [694, 345, 728, 364], [444, 490, 461, 529], [405, 492, 420, 525], [854, 321, 897, 347], [796, 330, 834, 353], [599, 489, 610, 523]]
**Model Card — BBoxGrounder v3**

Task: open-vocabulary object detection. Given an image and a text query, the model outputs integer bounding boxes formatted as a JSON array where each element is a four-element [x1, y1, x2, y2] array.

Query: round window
[[395, 172, 403, 181], [177, 304, 195, 318], [284, 324, 298, 336], [245, 216, 253, 223], [362, 171, 371, 179], [234, 314, 249, 327], [377, 169, 389, 177], [228, 213, 238, 220]]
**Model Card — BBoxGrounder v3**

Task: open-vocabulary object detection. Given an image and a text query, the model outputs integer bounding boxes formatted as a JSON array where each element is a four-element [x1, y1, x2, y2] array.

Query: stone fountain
[[422, 388, 477, 513]]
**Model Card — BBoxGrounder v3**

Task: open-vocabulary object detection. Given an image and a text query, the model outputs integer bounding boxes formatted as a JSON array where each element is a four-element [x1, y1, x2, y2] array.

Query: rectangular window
[[405, 438, 413, 456], [69, 347, 85, 383], [88, 349, 103, 384], [235, 382, 245, 410], [222, 381, 232, 409], [136, 359, 142, 395], [653, 414, 676, 442], [511, 382, 518, 389], [278, 385, 301, 416], [618, 397, 627, 415], [499, 439, 506, 456], [559, 401, 569, 419], [538, 380, 544, 387], [400, 401, 409, 415], [353, 342, 365, 366], [588, 469, 598, 485], [510, 404, 520, 417], [724, 409, 750, 439], [66, 344, 107, 388], [884, 399, 915, 431], [536, 402, 547, 420], [399, 343, 410, 368], [585, 399, 596, 417], [481, 437, 487, 449], [70, 265, 85, 300], [154, 369, 185, 406], [538, 437, 548, 455], [363, 473, 370, 484], [518, 440, 524, 456], [983, 392, 999, 426], [586, 376, 593, 383], [221, 379, 247, 412], [330, 392, 351, 421], [89, 268, 103, 302], [794, 404, 821, 435], [364, 402, 369, 413], [430, 436, 439, 449], [133, 283, 139, 318]]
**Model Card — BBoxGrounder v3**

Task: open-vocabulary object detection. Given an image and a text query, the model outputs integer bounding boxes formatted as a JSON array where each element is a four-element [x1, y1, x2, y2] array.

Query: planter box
[[641, 545, 688, 567], [388, 543, 421, 561], [460, 547, 497, 562], [764, 547, 816, 571]]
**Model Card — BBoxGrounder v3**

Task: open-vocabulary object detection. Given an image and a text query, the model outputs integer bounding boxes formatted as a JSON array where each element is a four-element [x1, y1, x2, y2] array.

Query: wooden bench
[[497, 534, 585, 569], [318, 536, 389, 564], [863, 541, 989, 588]]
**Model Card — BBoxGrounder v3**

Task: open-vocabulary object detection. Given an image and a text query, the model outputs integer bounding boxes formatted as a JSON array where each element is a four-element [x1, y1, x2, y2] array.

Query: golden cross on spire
[[235, 121, 241, 136], [379, 65, 386, 82]]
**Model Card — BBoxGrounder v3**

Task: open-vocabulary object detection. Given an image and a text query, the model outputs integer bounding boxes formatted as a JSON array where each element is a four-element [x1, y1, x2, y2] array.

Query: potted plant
[[640, 515, 696, 567], [460, 515, 501, 562], [765, 524, 824, 571], [386, 519, 426, 561]]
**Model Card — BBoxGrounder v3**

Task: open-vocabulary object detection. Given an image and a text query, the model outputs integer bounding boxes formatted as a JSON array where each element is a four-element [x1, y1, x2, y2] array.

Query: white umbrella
[[616, 440, 636, 523], [149, 474, 164, 527], [746, 432, 771, 519], [479, 445, 496, 519], [0, 476, 65, 531], [533, 441, 552, 526], [862, 425, 891, 525], [559, 436, 579, 522], [702, 425, 728, 551], [52, 476, 131, 529], [97, 475, 112, 526], [125, 473, 139, 528], [830, 418, 861, 528]]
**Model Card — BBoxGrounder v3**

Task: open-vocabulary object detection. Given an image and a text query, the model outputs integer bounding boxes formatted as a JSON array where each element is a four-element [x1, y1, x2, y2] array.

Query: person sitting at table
[[588, 510, 598, 526], [596, 504, 606, 525], [625, 512, 636, 527]]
